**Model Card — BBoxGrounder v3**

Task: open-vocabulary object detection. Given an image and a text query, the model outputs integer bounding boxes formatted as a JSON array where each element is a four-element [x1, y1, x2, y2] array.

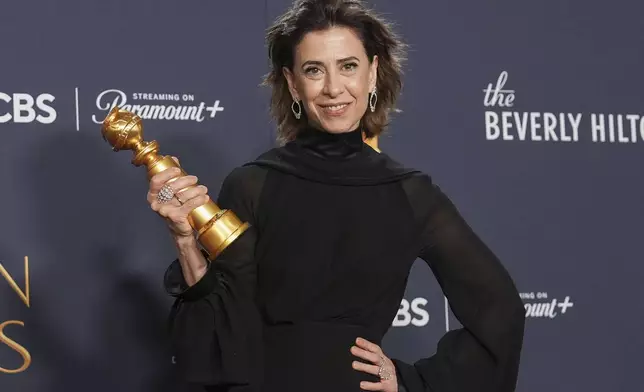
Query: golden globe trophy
[[99, 106, 250, 259]]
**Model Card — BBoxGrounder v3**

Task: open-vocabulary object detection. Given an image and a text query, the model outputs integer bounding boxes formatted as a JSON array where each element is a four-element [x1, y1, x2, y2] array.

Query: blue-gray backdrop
[[1, 0, 642, 391]]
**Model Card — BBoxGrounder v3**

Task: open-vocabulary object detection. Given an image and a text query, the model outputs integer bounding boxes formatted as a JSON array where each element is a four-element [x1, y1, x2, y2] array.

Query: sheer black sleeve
[[162, 166, 266, 389], [392, 173, 525, 392]]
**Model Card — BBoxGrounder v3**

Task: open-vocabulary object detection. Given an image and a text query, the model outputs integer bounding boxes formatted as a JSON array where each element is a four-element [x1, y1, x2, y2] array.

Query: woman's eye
[[305, 67, 321, 75], [343, 62, 358, 71]]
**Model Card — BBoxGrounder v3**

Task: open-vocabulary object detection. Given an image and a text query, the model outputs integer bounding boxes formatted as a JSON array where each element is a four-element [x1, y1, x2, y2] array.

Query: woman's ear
[[369, 55, 379, 92], [282, 66, 299, 101]]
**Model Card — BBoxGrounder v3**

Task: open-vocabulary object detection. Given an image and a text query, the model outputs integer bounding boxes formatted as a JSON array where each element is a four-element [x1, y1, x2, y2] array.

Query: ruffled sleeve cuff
[[163, 249, 220, 302], [392, 359, 425, 392]]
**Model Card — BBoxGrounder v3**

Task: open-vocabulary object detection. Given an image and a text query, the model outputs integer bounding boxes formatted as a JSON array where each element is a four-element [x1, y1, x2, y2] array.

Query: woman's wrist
[[173, 233, 198, 251], [172, 234, 209, 286]]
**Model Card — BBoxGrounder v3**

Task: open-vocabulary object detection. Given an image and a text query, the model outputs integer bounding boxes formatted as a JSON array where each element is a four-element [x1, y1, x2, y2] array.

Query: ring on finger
[[378, 356, 392, 381], [156, 184, 175, 204], [175, 192, 185, 205], [378, 365, 393, 381]]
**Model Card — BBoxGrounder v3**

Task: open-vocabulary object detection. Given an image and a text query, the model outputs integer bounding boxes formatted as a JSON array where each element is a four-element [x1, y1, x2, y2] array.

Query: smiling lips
[[319, 102, 351, 116]]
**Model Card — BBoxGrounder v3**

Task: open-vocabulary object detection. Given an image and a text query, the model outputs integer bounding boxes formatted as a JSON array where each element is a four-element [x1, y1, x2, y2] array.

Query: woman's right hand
[[147, 160, 210, 240]]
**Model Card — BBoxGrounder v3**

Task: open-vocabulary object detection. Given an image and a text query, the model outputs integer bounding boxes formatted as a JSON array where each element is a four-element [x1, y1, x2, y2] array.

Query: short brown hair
[[263, 0, 407, 143]]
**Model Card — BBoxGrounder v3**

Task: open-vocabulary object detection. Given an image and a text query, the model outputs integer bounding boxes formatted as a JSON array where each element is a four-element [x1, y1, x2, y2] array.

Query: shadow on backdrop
[[19, 123, 232, 392]]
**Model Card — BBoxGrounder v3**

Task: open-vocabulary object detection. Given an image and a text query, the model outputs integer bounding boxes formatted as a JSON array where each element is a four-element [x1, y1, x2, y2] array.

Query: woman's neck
[[294, 124, 365, 159]]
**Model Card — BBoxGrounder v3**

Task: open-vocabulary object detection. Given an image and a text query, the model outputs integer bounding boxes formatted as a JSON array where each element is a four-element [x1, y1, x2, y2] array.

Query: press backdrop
[[1, 0, 642, 391]]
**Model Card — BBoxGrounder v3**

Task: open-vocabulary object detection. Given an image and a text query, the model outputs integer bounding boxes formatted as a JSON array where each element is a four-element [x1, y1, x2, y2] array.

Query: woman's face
[[284, 26, 378, 134]]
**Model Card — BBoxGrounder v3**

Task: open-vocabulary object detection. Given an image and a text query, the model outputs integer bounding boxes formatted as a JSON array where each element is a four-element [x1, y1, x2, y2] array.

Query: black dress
[[164, 125, 525, 392]]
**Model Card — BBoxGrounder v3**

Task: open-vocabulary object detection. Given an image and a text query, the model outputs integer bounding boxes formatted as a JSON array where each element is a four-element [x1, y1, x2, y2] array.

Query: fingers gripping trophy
[[99, 106, 250, 259]]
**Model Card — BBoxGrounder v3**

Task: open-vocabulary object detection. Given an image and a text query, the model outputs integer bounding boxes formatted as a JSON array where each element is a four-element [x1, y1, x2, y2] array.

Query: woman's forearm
[[173, 235, 209, 286]]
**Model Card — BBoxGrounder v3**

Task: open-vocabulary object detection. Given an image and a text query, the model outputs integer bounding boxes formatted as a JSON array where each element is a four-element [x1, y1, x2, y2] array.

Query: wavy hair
[[263, 0, 407, 143]]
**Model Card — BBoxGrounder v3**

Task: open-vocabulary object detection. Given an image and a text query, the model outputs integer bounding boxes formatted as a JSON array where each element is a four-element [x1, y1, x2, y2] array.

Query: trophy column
[[99, 106, 250, 259]]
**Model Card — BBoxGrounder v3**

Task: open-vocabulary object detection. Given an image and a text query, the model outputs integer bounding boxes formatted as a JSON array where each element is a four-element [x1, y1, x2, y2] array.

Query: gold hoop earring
[[291, 100, 302, 119]]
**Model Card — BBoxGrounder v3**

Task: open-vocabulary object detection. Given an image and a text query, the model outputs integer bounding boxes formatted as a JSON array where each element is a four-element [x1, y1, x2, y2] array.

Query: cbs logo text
[[392, 297, 430, 327], [0, 93, 56, 124]]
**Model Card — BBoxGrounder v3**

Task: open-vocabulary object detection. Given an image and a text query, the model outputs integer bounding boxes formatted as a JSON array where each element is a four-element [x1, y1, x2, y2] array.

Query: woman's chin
[[317, 118, 361, 134]]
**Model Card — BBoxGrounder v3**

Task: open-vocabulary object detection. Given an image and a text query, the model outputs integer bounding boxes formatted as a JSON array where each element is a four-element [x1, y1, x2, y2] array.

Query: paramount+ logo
[[0, 92, 57, 124]]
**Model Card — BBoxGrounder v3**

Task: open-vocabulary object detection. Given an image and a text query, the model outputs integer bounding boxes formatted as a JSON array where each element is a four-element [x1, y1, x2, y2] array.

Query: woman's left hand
[[351, 337, 398, 392]]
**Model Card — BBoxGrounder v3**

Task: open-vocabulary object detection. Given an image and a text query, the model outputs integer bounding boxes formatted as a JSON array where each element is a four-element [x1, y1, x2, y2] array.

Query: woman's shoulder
[[377, 152, 434, 188], [219, 144, 294, 193], [222, 162, 268, 184], [219, 161, 269, 202], [375, 153, 444, 207]]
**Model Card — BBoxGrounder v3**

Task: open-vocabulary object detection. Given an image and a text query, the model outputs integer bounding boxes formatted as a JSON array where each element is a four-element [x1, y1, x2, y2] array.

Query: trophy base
[[198, 210, 251, 259]]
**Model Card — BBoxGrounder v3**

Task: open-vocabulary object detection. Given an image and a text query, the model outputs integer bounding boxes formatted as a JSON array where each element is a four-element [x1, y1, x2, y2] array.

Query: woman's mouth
[[320, 103, 350, 116]]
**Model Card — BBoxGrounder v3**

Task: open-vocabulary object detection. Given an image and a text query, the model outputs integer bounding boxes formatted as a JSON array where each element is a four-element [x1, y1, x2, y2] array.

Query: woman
[[149, 1, 525, 391]]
